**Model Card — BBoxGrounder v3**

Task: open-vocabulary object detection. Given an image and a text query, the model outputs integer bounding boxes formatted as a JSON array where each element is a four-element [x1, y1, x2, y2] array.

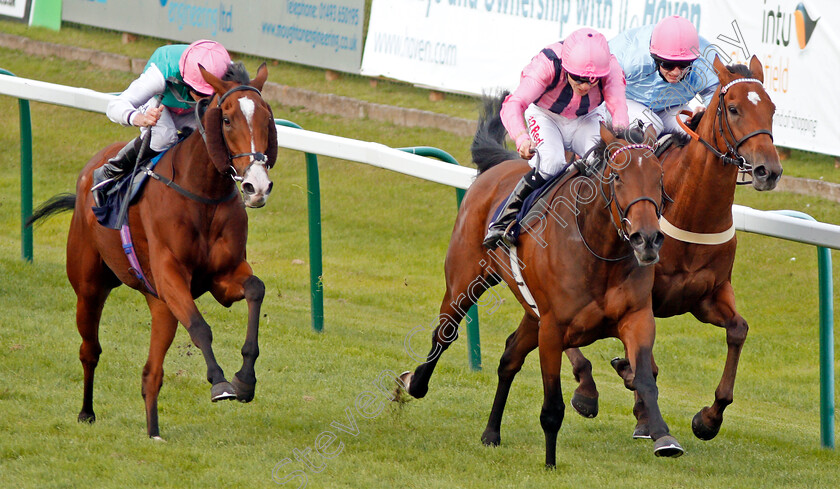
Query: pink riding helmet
[[560, 28, 611, 80], [650, 15, 700, 61], [179, 40, 232, 96]]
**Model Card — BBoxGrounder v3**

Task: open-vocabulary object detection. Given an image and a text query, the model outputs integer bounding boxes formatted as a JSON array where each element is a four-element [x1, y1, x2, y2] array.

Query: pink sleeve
[[500, 53, 555, 147], [601, 55, 629, 128]]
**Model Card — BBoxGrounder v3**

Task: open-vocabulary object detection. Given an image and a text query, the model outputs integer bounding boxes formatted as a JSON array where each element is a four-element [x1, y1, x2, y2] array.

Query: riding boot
[[483, 169, 545, 249], [91, 137, 150, 207]]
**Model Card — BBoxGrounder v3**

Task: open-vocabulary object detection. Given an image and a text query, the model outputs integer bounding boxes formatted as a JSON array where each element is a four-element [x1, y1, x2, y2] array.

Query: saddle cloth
[[92, 150, 167, 229]]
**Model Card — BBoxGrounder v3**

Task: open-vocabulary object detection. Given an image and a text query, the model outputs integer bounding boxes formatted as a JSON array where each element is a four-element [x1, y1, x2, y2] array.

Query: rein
[[575, 143, 660, 262], [675, 77, 773, 182]]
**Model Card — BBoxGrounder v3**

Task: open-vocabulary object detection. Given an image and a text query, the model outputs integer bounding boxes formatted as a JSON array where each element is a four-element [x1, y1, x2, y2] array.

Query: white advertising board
[[362, 0, 839, 156]]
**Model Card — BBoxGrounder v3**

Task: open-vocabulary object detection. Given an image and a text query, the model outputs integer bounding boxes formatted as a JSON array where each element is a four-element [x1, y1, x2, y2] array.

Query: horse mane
[[668, 62, 752, 147], [222, 62, 250, 85], [472, 91, 519, 174]]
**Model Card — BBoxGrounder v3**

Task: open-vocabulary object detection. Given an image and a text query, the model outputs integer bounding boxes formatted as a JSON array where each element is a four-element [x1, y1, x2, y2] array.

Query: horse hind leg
[[482, 313, 538, 447], [142, 298, 178, 439], [610, 352, 659, 438], [74, 291, 108, 423], [565, 348, 599, 418], [402, 263, 492, 400]]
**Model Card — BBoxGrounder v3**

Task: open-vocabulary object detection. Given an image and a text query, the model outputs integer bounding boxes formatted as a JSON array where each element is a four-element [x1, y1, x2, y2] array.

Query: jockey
[[608, 15, 719, 136], [93, 39, 232, 206], [483, 27, 629, 249]]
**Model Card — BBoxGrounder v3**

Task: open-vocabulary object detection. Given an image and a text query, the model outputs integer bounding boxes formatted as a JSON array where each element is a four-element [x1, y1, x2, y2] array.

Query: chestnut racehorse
[[399, 95, 681, 466], [26, 63, 277, 439], [487, 55, 783, 444]]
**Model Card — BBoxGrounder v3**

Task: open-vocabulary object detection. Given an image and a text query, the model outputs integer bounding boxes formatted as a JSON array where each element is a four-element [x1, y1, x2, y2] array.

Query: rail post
[[1, 69, 34, 262]]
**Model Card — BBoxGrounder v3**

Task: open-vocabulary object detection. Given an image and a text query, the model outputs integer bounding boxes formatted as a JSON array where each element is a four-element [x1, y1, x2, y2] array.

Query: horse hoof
[[392, 371, 414, 403], [481, 430, 501, 447], [77, 412, 96, 424], [691, 409, 721, 440], [632, 423, 651, 439], [610, 357, 629, 372], [150, 435, 166, 442], [571, 392, 599, 418], [231, 375, 256, 403], [211, 381, 237, 402], [653, 435, 684, 458]]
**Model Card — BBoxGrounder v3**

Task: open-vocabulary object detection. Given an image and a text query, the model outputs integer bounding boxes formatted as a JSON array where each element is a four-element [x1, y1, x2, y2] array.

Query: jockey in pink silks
[[483, 28, 630, 249]]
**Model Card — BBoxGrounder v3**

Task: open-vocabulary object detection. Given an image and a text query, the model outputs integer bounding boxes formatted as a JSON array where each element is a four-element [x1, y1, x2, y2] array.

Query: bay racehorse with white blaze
[[399, 93, 682, 465], [487, 55, 783, 443], [26, 62, 277, 439]]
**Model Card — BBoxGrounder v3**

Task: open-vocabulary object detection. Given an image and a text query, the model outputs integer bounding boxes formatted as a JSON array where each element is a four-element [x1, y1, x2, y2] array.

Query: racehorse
[[486, 55, 783, 444], [399, 95, 681, 465], [26, 62, 277, 439]]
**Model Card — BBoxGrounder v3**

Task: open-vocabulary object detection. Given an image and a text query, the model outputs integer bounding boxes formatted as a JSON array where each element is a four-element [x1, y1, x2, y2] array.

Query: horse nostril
[[266, 181, 274, 195], [242, 182, 255, 195], [753, 165, 768, 179], [629, 233, 644, 249], [653, 231, 665, 248]]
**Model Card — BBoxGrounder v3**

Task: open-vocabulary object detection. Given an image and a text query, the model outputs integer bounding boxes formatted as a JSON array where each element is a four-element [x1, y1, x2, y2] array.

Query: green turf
[[1, 38, 840, 489]]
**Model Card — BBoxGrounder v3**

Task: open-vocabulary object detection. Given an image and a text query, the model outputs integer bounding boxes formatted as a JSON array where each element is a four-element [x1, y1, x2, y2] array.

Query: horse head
[[599, 123, 664, 266], [199, 62, 276, 208], [710, 55, 782, 191]]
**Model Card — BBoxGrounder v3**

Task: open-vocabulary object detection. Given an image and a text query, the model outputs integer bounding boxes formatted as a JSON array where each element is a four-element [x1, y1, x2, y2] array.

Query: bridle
[[676, 77, 774, 182], [195, 84, 272, 182], [575, 142, 661, 261]]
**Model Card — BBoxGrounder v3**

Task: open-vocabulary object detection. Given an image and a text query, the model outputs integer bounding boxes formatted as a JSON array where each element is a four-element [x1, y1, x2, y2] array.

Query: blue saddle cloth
[[92, 151, 167, 229], [489, 162, 579, 241]]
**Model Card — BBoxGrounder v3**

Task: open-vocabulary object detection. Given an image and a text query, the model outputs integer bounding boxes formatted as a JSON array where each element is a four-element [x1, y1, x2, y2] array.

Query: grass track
[[1, 45, 839, 488]]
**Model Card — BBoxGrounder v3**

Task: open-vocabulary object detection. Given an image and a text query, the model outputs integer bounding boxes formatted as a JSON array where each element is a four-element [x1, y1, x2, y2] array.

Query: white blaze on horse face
[[238, 97, 258, 155], [748, 91, 761, 105]]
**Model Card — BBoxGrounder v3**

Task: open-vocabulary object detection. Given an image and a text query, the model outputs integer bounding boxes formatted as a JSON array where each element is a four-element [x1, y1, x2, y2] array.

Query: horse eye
[[223, 116, 231, 125], [728, 105, 738, 115]]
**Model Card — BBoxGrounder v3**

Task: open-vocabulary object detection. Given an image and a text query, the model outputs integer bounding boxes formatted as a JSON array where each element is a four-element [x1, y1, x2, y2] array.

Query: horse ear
[[748, 55, 764, 83], [203, 107, 232, 174], [643, 124, 658, 147], [265, 105, 277, 168], [199, 64, 226, 96], [599, 122, 615, 146], [251, 63, 268, 91], [712, 55, 733, 85]]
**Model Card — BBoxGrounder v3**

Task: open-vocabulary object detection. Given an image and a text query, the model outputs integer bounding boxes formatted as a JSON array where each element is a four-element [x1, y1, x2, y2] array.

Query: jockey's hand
[[132, 106, 163, 127], [517, 139, 536, 160]]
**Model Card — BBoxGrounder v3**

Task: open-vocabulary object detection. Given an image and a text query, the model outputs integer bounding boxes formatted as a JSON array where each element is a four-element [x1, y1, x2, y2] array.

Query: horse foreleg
[[154, 263, 235, 401], [564, 348, 599, 418], [609, 353, 659, 439], [211, 264, 264, 403], [619, 310, 683, 457], [482, 314, 539, 446], [143, 297, 178, 439], [537, 317, 565, 469], [691, 282, 747, 440]]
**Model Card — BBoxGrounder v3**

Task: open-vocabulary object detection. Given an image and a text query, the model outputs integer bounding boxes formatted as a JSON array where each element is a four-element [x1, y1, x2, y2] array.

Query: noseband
[[195, 84, 271, 181], [677, 77, 774, 179]]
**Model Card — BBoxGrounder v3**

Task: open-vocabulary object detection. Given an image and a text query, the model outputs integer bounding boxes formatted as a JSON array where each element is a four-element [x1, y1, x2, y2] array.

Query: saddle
[[91, 151, 167, 229]]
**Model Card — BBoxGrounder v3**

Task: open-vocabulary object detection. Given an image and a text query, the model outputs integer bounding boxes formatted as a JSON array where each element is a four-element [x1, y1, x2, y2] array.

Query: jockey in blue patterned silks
[[607, 15, 720, 136]]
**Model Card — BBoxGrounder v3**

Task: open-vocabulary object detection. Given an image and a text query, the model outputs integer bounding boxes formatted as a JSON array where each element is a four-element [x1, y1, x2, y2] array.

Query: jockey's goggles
[[653, 56, 693, 71], [567, 72, 600, 85]]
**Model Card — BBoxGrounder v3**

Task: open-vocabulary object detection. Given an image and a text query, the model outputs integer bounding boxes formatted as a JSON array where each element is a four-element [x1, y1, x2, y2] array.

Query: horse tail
[[26, 193, 76, 227], [471, 91, 519, 174]]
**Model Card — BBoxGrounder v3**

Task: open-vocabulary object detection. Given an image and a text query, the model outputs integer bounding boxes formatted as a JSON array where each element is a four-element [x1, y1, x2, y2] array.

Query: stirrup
[[483, 221, 517, 250]]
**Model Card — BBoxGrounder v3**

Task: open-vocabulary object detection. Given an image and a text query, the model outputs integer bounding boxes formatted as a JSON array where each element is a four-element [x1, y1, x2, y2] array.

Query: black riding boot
[[91, 137, 150, 207], [483, 169, 545, 249]]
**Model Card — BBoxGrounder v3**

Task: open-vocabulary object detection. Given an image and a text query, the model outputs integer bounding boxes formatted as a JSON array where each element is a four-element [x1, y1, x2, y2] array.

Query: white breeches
[[524, 104, 605, 179], [139, 105, 198, 152]]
